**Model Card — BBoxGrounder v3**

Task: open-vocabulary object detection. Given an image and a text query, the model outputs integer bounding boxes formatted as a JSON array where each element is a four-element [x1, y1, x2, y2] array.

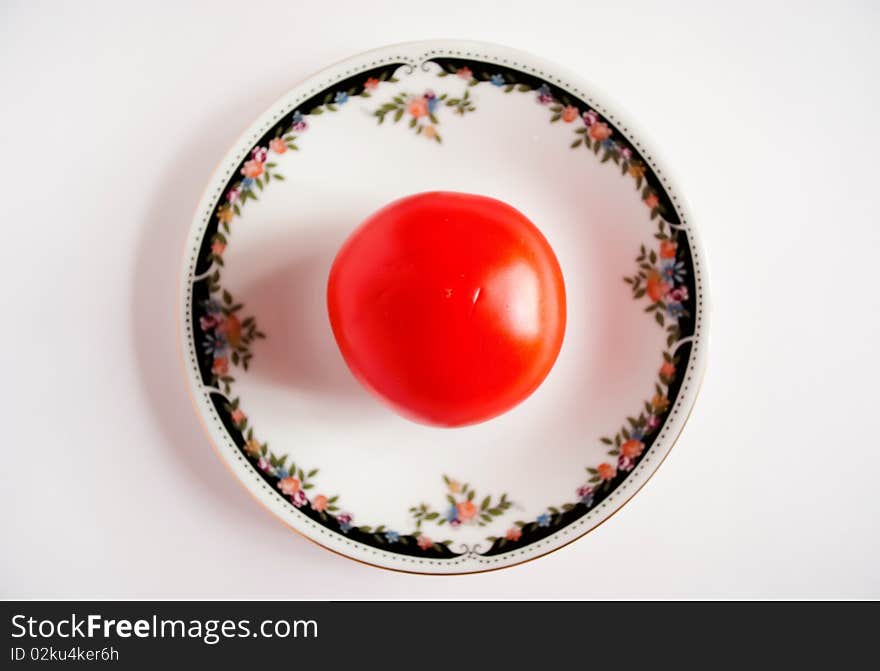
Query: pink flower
[[576, 484, 594, 498], [241, 160, 263, 179], [312, 495, 328, 512], [620, 146, 633, 160], [456, 66, 472, 80], [668, 286, 689, 302], [364, 77, 380, 90], [230, 408, 246, 426], [618, 455, 635, 472], [417, 535, 434, 550], [211, 241, 226, 256], [647, 415, 660, 430], [408, 96, 428, 118], [257, 457, 272, 473], [292, 119, 307, 132], [226, 187, 241, 203], [251, 146, 268, 163], [291, 490, 308, 508], [505, 527, 522, 542], [269, 137, 287, 154], [212, 357, 228, 376], [278, 477, 300, 496], [200, 314, 219, 331], [582, 109, 599, 126]]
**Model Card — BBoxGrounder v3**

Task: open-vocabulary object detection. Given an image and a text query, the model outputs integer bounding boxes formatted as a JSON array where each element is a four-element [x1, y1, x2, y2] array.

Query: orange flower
[[505, 527, 522, 542], [211, 241, 226, 256], [628, 163, 645, 178], [244, 438, 261, 457], [241, 159, 263, 178], [660, 361, 675, 379], [417, 535, 434, 550], [588, 122, 612, 141], [646, 270, 670, 301], [423, 125, 437, 140], [230, 408, 246, 425], [212, 357, 228, 376], [408, 97, 428, 118], [620, 439, 645, 459], [644, 193, 660, 209], [652, 394, 669, 412], [364, 77, 380, 90], [447, 479, 461, 494], [312, 494, 328, 512], [269, 137, 287, 154], [217, 314, 241, 347], [597, 462, 617, 481], [561, 105, 579, 122], [660, 240, 677, 258], [278, 477, 301, 496], [217, 205, 233, 224], [457, 500, 477, 521]]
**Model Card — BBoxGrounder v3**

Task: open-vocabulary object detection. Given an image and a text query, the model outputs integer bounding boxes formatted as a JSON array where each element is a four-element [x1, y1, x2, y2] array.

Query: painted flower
[[646, 270, 670, 302], [230, 408, 246, 426], [211, 241, 226, 256], [582, 109, 599, 126], [456, 66, 473, 80], [505, 527, 522, 542], [668, 286, 689, 303], [490, 74, 505, 86], [226, 187, 241, 203], [620, 146, 633, 160], [384, 530, 400, 543], [666, 302, 685, 318], [334, 91, 349, 105], [660, 240, 677, 259], [447, 479, 462, 494], [588, 122, 612, 142], [445, 505, 459, 523], [597, 462, 617, 481], [537, 513, 551, 527], [216, 205, 233, 224], [647, 415, 660, 430], [289, 489, 307, 508], [561, 105, 579, 122], [621, 439, 645, 459], [422, 125, 438, 140], [269, 137, 287, 154], [577, 485, 594, 506], [278, 476, 300, 496], [618, 455, 635, 472], [311, 494, 328, 512], [275, 467, 289, 480], [217, 314, 241, 347], [336, 513, 353, 532], [644, 193, 660, 209], [244, 438, 261, 458], [290, 110, 307, 132], [602, 138, 616, 151], [424, 91, 440, 114], [212, 357, 229, 376], [660, 361, 676, 379], [456, 500, 477, 522], [241, 160, 263, 179], [662, 260, 687, 284], [201, 334, 226, 356], [200, 314, 219, 331], [240, 177, 254, 191], [417, 535, 434, 550], [364, 77, 380, 90], [651, 394, 670, 413], [628, 163, 645, 178], [408, 96, 428, 118], [257, 457, 272, 473], [251, 146, 268, 163], [536, 84, 553, 104]]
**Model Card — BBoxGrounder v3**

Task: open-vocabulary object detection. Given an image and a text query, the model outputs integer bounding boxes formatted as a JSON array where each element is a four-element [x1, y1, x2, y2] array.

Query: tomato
[[327, 191, 566, 427]]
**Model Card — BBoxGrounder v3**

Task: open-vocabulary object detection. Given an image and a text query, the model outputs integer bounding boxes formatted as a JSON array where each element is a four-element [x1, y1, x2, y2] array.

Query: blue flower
[[339, 521, 352, 533], [661, 260, 687, 283], [490, 74, 505, 86], [536, 84, 553, 104], [537, 513, 551, 527], [240, 177, 254, 191], [666, 301, 685, 318], [334, 91, 349, 105], [580, 493, 594, 507], [630, 427, 645, 441], [291, 110, 304, 125], [602, 138, 616, 150], [426, 96, 440, 114], [201, 333, 227, 356], [275, 467, 289, 479], [445, 505, 459, 522], [201, 298, 222, 314], [384, 530, 400, 543]]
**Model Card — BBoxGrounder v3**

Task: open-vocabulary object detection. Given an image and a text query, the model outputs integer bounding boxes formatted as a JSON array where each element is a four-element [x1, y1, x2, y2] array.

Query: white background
[[2, 0, 878, 598]]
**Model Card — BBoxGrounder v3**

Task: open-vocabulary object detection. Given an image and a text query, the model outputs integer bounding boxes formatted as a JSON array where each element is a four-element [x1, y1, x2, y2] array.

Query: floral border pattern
[[190, 58, 696, 559]]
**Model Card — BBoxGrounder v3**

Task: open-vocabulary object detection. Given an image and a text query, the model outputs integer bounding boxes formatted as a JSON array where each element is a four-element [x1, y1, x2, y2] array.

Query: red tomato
[[327, 191, 566, 427]]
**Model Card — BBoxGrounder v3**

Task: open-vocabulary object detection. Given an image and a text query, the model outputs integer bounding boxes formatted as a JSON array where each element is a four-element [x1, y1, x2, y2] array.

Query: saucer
[[179, 40, 708, 573]]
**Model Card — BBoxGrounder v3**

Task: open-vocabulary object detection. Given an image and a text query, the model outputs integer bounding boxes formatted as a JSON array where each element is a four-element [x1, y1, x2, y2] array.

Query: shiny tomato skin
[[327, 191, 566, 427]]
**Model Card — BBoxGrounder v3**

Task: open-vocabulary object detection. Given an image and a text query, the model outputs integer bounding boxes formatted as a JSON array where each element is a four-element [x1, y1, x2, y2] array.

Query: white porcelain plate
[[179, 41, 708, 573]]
